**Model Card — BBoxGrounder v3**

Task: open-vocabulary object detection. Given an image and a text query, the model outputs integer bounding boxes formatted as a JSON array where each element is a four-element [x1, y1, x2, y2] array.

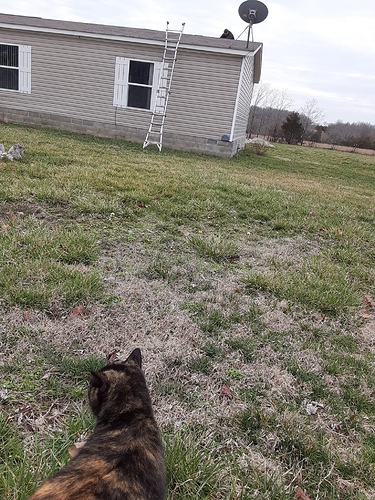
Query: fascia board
[[0, 22, 259, 56]]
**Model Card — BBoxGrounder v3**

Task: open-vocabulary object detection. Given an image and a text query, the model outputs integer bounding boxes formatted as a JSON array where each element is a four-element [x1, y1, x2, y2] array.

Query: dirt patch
[[357, 320, 375, 353], [0, 233, 323, 413]]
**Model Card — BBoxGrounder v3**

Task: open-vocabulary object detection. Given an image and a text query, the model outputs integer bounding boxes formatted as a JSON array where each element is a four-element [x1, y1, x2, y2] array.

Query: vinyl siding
[[231, 54, 254, 142], [0, 29, 163, 128], [114, 49, 243, 139], [0, 27, 244, 141], [161, 49, 242, 139]]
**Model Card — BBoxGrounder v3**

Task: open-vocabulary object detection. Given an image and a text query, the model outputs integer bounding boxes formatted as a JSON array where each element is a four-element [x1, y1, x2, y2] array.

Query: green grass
[[0, 410, 94, 500], [0, 216, 102, 310], [244, 259, 361, 315], [0, 123, 374, 499], [188, 234, 239, 262]]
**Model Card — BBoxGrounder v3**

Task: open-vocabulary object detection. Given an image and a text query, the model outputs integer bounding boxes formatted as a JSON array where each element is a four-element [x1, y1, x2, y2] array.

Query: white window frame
[[113, 57, 164, 111], [0, 43, 31, 94]]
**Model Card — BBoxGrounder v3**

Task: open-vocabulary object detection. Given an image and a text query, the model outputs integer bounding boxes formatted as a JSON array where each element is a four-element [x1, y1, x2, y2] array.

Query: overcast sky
[[1, 0, 374, 124]]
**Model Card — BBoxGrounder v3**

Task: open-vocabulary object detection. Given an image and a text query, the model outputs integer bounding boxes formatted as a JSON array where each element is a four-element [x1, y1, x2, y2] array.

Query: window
[[0, 44, 18, 90], [113, 57, 164, 110], [0, 44, 31, 93], [128, 60, 153, 109]]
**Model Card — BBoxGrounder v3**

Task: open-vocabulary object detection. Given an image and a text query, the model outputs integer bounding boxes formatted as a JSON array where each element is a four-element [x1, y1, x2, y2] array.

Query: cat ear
[[127, 348, 142, 369], [90, 371, 109, 392]]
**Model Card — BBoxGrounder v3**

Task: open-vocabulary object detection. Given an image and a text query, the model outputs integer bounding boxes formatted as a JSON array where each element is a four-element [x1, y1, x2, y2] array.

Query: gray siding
[[0, 23, 253, 157], [112, 49, 243, 141], [0, 28, 243, 141], [0, 29, 164, 128], [231, 54, 254, 143], [167, 50, 241, 140]]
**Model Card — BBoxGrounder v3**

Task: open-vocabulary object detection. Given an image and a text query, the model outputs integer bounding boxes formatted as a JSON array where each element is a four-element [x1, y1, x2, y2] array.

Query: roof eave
[[0, 21, 261, 56]]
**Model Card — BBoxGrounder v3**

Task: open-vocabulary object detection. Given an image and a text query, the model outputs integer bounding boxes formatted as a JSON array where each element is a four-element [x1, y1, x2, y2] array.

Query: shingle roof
[[0, 12, 262, 53]]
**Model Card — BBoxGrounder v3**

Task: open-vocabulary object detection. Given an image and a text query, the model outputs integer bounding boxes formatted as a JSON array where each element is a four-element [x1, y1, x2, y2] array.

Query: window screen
[[128, 61, 154, 109], [0, 45, 19, 90], [128, 61, 153, 85]]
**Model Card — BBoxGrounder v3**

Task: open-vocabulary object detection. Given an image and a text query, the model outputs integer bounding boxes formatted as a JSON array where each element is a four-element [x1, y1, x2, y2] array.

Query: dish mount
[[238, 0, 268, 47]]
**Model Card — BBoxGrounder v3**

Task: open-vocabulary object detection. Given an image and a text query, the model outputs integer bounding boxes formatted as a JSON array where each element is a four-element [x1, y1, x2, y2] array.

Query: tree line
[[247, 84, 375, 151]]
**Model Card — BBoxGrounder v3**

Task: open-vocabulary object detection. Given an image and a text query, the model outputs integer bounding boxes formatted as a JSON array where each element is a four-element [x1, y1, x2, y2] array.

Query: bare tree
[[247, 83, 273, 137], [299, 99, 325, 145], [267, 89, 294, 141], [323, 121, 375, 150], [247, 84, 293, 139], [247, 89, 375, 150]]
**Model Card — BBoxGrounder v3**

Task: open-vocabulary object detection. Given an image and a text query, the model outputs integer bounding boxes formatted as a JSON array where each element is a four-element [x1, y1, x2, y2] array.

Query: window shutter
[[113, 57, 129, 107], [151, 61, 167, 111], [19, 45, 31, 94]]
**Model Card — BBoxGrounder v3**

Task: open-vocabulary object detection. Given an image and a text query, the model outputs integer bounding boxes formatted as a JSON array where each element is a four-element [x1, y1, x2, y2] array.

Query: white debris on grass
[[0, 386, 8, 401], [305, 401, 324, 415], [246, 137, 275, 148], [0, 143, 25, 160]]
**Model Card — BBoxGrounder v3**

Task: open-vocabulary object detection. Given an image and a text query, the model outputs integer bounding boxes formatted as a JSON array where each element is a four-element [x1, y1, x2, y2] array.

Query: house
[[0, 13, 263, 158]]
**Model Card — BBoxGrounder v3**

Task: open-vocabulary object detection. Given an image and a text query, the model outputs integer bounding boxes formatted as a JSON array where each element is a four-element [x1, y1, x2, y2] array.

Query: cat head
[[88, 348, 152, 421]]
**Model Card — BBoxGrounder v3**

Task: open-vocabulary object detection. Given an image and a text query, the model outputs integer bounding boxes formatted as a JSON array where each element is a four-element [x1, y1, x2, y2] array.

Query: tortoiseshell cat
[[28, 348, 166, 500]]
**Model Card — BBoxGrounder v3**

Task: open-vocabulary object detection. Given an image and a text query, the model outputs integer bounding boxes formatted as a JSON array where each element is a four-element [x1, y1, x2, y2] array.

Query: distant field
[[251, 135, 375, 156], [303, 141, 375, 156], [0, 123, 374, 499]]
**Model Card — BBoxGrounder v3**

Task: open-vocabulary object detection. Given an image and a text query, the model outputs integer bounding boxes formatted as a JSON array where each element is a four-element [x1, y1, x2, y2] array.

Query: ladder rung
[[144, 21, 184, 152]]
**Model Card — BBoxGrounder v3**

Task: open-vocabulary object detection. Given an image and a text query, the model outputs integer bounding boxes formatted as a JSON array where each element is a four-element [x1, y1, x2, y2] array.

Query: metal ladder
[[143, 22, 185, 152]]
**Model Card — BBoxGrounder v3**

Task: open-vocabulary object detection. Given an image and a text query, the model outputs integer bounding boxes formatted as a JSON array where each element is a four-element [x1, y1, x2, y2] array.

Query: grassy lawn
[[0, 123, 374, 499]]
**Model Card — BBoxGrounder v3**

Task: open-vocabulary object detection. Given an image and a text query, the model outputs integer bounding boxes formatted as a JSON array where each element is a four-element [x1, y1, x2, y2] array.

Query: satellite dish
[[238, 0, 268, 47]]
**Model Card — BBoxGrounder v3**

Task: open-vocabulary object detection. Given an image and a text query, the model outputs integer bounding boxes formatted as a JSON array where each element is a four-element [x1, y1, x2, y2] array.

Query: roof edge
[[0, 15, 262, 56]]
